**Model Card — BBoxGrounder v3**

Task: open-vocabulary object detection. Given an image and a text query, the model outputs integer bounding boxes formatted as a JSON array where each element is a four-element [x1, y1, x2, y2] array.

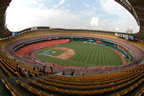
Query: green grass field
[[34, 42, 122, 67]]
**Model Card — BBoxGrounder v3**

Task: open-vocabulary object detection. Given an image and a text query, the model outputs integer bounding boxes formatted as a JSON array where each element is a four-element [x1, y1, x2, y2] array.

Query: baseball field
[[34, 41, 122, 67]]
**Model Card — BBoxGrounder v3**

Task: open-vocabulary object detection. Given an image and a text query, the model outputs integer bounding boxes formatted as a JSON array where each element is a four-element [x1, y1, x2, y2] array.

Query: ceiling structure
[[0, 0, 12, 38], [0, 0, 144, 41], [115, 0, 144, 41]]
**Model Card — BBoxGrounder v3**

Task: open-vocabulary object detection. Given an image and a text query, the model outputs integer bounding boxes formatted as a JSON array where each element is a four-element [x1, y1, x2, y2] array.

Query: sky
[[6, 0, 139, 33]]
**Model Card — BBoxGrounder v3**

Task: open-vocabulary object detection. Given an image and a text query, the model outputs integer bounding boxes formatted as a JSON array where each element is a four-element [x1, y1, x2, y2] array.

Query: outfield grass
[[34, 42, 122, 67]]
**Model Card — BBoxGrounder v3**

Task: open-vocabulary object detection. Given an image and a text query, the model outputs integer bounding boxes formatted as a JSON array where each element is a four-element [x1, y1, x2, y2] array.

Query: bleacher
[[0, 54, 144, 96], [0, 33, 144, 95]]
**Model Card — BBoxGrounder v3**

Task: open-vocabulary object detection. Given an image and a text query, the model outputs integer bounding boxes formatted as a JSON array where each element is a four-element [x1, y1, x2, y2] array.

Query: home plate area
[[37, 47, 75, 60]]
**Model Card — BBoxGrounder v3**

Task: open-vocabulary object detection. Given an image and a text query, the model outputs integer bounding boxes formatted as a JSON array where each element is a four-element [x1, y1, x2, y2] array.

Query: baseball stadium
[[0, 0, 144, 96]]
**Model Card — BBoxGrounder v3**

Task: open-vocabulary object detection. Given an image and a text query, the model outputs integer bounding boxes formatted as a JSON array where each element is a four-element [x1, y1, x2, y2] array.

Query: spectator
[[50, 66, 53, 73], [43, 66, 46, 73]]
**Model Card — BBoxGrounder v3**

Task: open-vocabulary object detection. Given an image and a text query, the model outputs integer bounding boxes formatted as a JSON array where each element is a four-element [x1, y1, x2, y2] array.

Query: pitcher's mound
[[50, 47, 75, 60]]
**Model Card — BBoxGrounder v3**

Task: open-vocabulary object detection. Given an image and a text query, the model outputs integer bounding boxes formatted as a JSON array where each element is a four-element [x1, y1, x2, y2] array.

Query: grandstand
[[0, 0, 144, 96]]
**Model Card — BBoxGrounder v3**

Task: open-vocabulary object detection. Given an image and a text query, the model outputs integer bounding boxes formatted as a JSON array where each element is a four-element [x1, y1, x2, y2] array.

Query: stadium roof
[[115, 0, 144, 40]]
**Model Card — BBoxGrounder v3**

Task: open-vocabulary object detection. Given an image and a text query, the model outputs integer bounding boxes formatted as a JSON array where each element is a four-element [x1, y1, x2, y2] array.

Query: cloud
[[6, 0, 139, 33], [59, 0, 65, 5], [90, 17, 99, 27], [53, 0, 65, 8], [83, 2, 90, 8], [8, 0, 46, 9], [100, 0, 123, 15], [6, 5, 84, 31], [115, 28, 119, 31], [100, 0, 139, 33]]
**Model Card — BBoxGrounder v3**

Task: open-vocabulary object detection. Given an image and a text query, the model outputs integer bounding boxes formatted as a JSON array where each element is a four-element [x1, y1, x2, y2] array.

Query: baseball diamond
[[33, 41, 123, 66], [6, 35, 141, 74]]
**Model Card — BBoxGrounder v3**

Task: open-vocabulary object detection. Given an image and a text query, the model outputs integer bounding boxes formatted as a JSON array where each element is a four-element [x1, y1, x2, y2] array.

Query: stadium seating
[[0, 31, 144, 95]]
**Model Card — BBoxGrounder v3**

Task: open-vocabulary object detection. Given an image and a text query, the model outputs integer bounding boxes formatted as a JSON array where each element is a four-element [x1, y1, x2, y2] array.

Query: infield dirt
[[50, 47, 75, 60]]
